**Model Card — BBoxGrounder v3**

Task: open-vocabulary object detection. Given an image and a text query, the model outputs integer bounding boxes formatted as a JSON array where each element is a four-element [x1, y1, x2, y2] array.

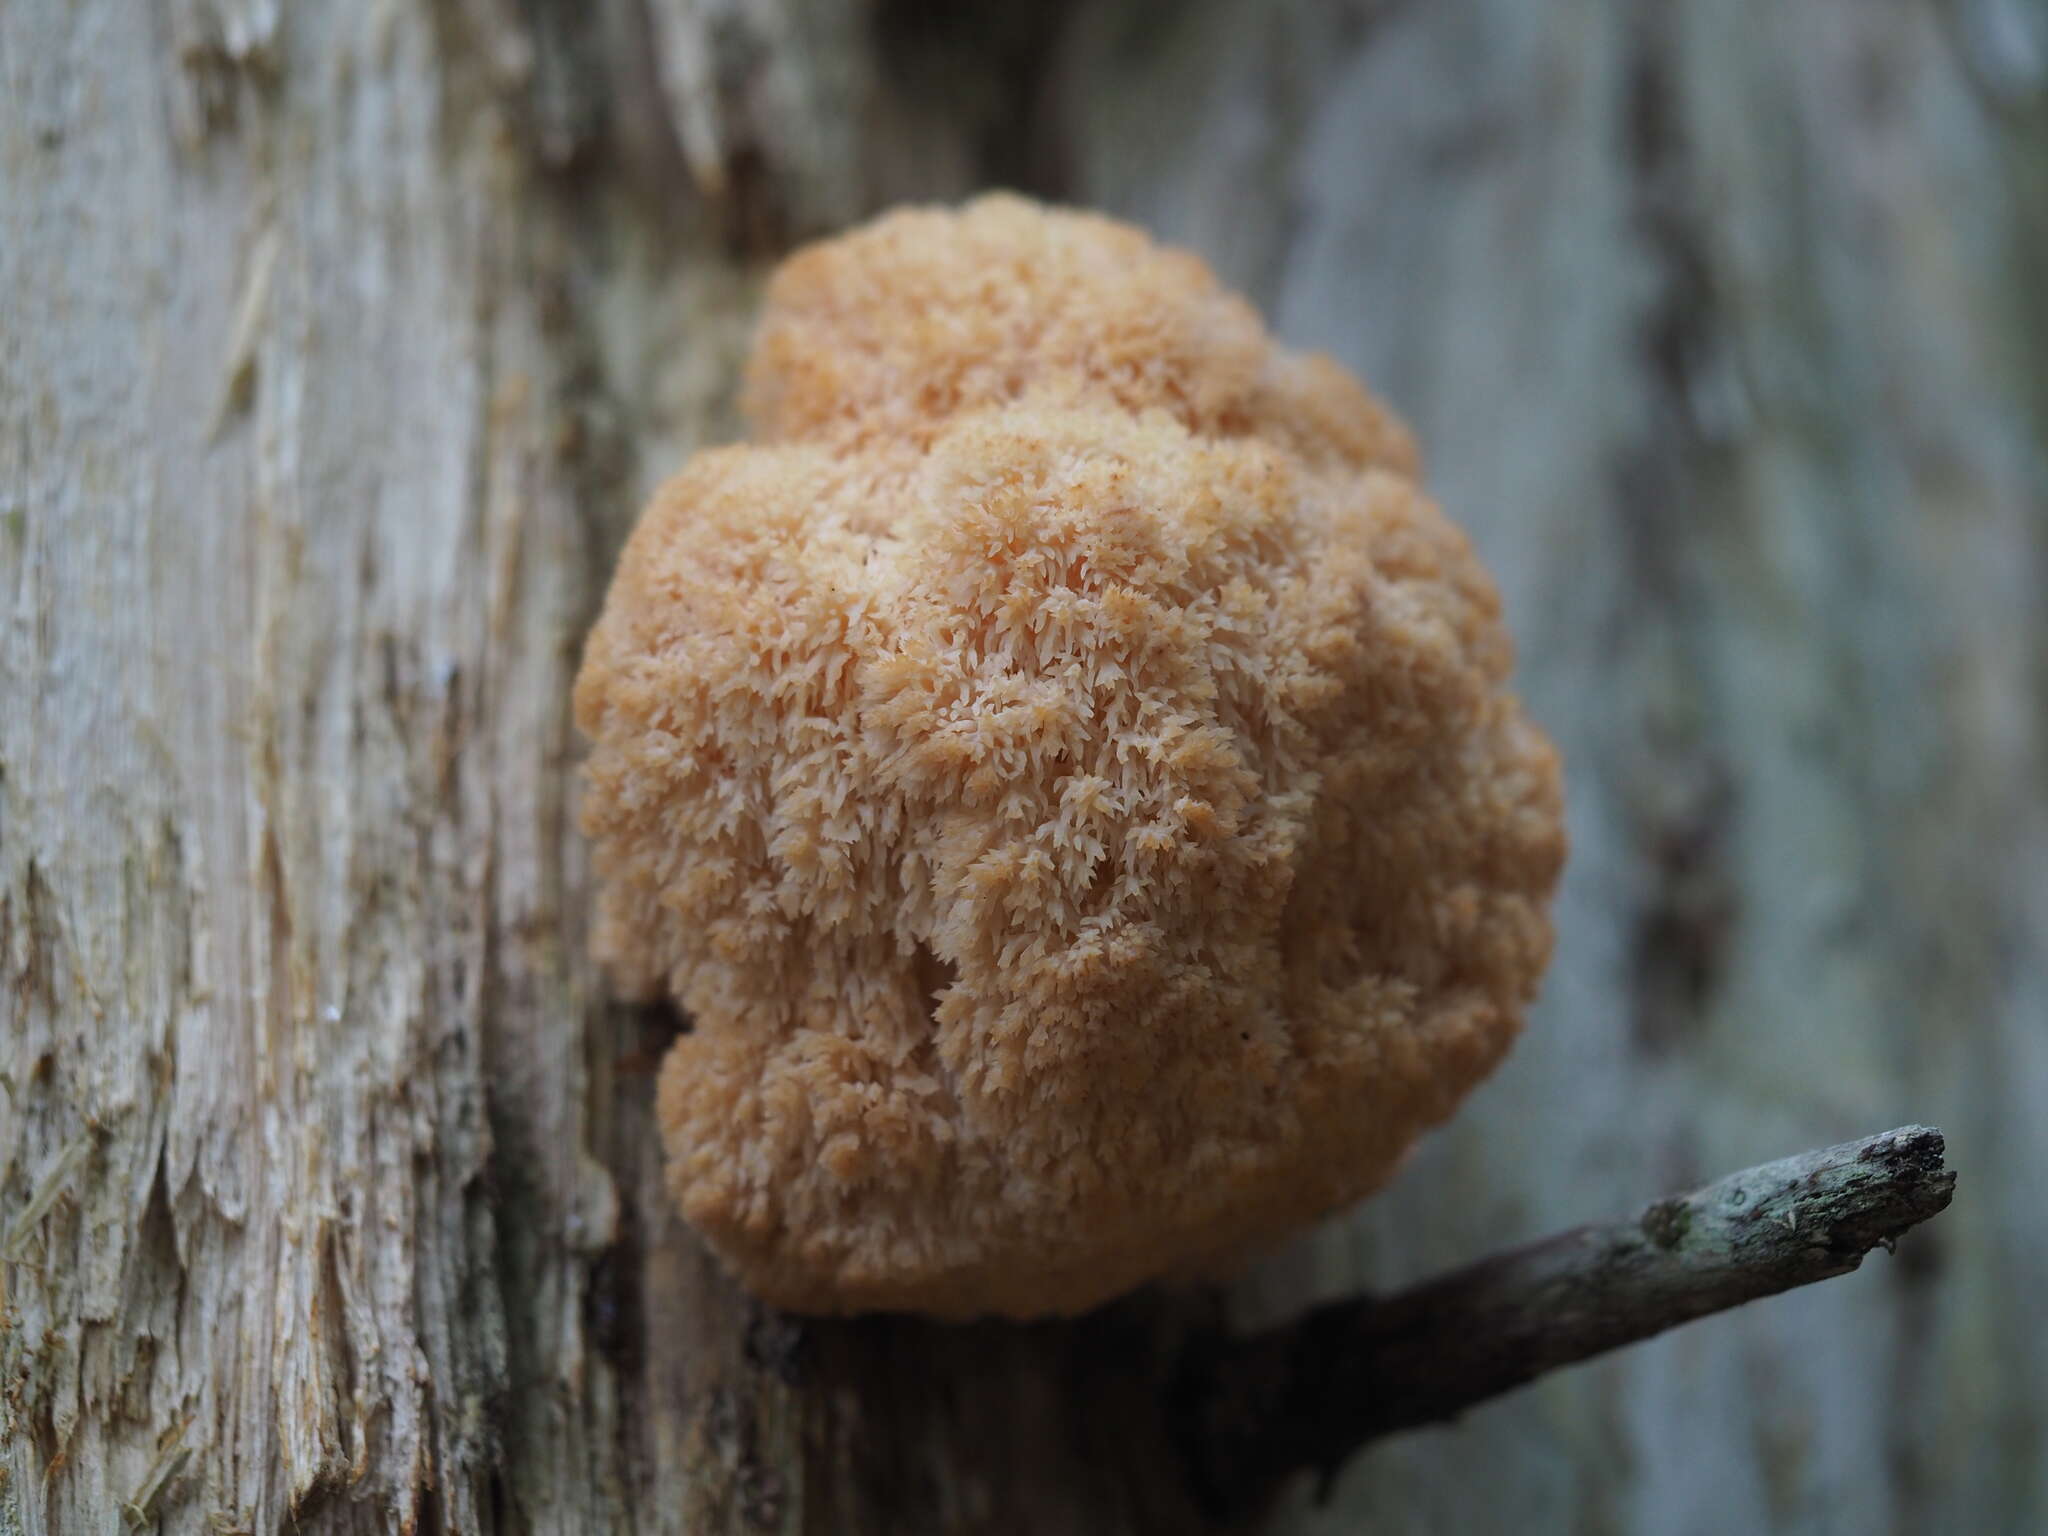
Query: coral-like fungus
[[574, 195, 1565, 1318]]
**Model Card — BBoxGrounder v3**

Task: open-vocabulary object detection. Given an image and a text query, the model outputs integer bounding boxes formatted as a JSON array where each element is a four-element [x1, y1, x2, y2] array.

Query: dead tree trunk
[[4, 2, 2042, 1533]]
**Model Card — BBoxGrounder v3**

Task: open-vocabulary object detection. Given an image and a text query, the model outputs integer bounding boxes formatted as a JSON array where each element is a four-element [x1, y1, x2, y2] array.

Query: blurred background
[[1060, 5, 2048, 1531], [6, 1, 2043, 1532]]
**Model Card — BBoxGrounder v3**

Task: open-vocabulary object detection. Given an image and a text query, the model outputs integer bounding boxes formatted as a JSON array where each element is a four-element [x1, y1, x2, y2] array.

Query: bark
[[4, 2, 2044, 1534]]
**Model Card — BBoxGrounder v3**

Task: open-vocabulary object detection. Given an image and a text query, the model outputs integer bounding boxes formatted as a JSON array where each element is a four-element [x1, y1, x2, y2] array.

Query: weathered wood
[[0, 2, 855, 1529], [5, 0, 2044, 1532]]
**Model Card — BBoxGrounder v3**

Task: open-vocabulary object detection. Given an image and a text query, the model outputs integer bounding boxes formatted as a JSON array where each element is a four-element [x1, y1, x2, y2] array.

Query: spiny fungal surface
[[575, 195, 1565, 1318]]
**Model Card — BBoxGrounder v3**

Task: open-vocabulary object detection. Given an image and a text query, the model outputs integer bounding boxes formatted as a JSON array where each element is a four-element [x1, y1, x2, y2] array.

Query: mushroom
[[574, 195, 1566, 1319]]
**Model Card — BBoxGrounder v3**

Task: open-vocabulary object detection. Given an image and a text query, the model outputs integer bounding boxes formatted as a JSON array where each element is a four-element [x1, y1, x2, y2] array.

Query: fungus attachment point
[[574, 195, 1565, 1319]]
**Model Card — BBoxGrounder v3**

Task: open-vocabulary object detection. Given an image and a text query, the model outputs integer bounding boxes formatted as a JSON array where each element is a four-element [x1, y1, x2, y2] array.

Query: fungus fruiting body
[[575, 195, 1565, 1319]]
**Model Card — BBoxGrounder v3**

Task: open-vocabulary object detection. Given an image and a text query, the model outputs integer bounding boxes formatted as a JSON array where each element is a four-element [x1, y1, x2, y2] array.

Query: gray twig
[[1175, 1125, 1955, 1516]]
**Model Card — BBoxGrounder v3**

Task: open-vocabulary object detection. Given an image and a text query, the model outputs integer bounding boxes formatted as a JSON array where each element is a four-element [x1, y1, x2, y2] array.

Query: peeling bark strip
[[1177, 1128, 1957, 1517]]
